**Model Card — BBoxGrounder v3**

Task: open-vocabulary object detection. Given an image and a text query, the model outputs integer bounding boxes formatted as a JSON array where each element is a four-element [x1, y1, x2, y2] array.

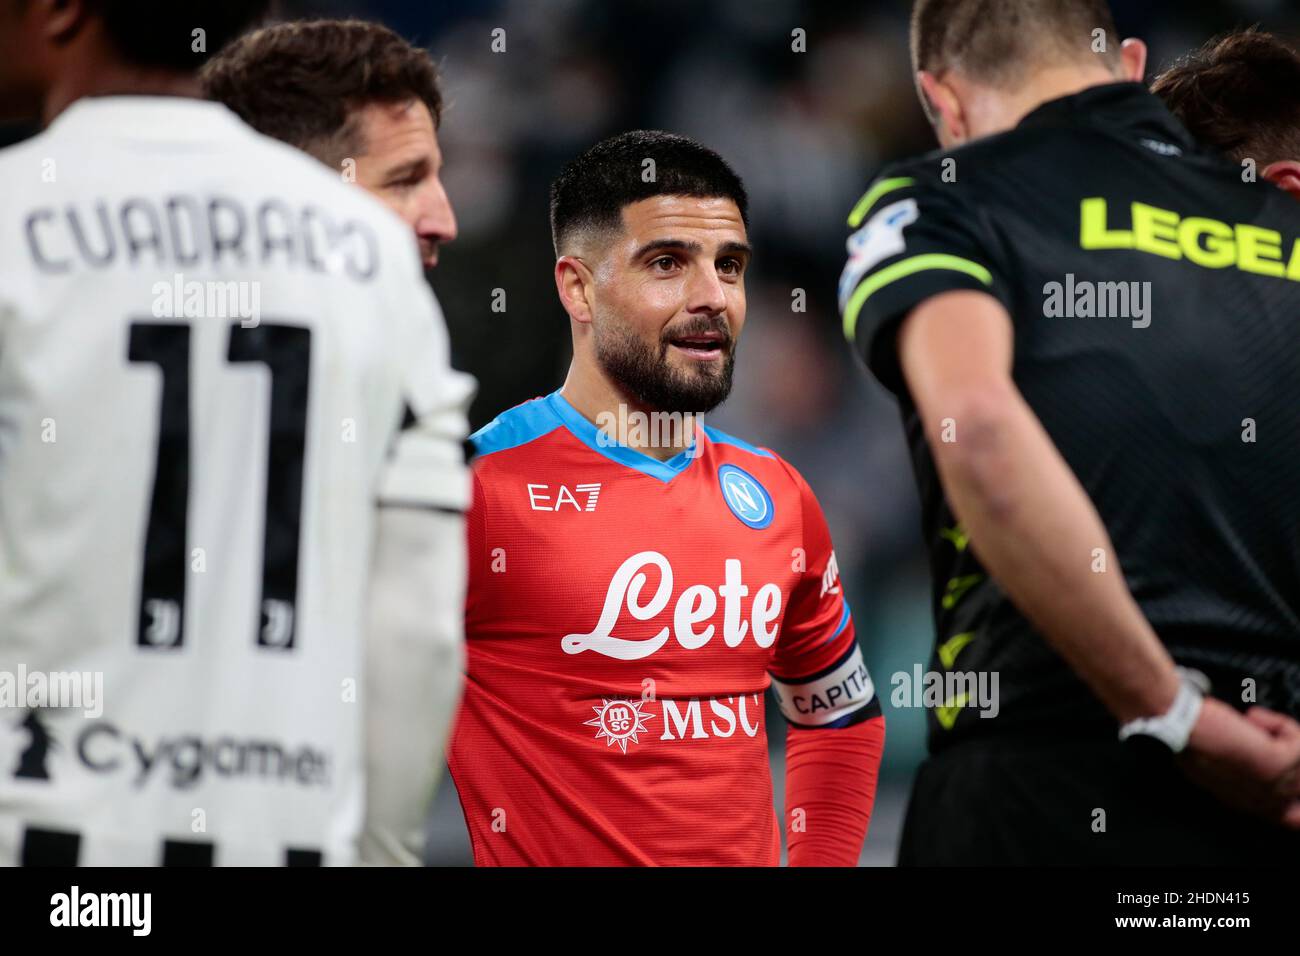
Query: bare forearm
[[928, 388, 1178, 722]]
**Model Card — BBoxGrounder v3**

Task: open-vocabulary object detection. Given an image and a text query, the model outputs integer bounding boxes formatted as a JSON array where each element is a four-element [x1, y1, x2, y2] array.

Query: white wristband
[[1117, 668, 1207, 754]]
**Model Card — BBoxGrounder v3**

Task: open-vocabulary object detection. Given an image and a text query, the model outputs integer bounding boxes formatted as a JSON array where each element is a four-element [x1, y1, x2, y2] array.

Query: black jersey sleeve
[[838, 160, 1016, 395]]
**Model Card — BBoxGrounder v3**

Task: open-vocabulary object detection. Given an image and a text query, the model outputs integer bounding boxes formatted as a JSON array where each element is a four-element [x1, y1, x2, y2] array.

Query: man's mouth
[[667, 330, 727, 360]]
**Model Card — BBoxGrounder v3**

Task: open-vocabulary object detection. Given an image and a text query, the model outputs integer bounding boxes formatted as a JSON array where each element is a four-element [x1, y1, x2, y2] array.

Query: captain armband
[[770, 642, 880, 729]]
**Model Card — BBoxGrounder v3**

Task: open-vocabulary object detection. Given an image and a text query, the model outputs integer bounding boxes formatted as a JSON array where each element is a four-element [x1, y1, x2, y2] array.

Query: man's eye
[[718, 258, 741, 276], [651, 256, 677, 272]]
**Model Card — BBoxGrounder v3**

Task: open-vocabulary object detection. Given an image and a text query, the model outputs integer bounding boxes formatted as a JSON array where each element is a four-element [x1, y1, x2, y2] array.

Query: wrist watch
[[1117, 667, 1210, 754]]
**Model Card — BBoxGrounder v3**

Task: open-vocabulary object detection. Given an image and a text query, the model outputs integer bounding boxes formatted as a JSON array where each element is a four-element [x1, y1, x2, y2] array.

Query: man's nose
[[685, 263, 727, 315], [415, 177, 458, 245]]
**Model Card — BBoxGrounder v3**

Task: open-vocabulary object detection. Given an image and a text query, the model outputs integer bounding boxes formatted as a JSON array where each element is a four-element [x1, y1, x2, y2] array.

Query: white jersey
[[0, 97, 473, 865]]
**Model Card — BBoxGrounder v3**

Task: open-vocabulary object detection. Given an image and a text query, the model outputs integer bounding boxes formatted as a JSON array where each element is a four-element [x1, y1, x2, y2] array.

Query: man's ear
[[30, 0, 88, 44], [917, 71, 966, 146], [1120, 38, 1148, 83], [555, 255, 595, 325], [1263, 161, 1300, 202]]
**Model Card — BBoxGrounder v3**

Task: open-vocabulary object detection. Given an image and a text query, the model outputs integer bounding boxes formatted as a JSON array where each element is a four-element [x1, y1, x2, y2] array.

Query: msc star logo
[[584, 698, 654, 754]]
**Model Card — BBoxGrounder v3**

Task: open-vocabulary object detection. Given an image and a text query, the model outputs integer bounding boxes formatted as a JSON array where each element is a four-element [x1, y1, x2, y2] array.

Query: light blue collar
[[546, 391, 700, 483]]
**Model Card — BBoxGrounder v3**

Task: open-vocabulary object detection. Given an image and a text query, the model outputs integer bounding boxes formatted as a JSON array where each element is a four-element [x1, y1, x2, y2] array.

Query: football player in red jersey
[[448, 131, 884, 865]]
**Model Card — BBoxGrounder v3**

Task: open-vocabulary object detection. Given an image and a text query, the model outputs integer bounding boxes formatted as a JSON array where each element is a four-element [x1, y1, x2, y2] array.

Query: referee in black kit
[[840, 0, 1300, 864]]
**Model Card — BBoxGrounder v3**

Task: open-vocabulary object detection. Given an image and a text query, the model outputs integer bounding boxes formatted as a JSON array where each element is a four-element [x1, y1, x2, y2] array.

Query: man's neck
[[559, 363, 699, 463], [962, 66, 1124, 142], [42, 59, 200, 127], [1005, 66, 1126, 129]]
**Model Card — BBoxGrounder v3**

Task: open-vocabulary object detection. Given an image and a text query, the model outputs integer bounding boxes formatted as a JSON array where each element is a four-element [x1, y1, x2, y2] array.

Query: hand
[[1178, 698, 1300, 828]]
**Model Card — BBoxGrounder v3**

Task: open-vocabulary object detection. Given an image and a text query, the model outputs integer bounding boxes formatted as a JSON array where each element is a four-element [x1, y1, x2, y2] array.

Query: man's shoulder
[[862, 132, 1061, 203], [0, 130, 45, 165], [847, 145, 994, 232], [0, 128, 58, 197], [703, 425, 812, 502], [470, 397, 566, 465], [701, 424, 776, 466], [0, 101, 412, 246]]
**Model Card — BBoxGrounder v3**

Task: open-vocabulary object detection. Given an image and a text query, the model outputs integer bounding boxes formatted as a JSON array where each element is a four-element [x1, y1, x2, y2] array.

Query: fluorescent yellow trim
[[847, 176, 916, 228], [937, 631, 975, 669], [842, 254, 993, 341], [936, 693, 969, 730]]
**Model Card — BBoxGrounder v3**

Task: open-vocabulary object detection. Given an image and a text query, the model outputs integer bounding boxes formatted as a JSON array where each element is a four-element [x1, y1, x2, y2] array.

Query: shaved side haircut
[[911, 0, 1124, 119]]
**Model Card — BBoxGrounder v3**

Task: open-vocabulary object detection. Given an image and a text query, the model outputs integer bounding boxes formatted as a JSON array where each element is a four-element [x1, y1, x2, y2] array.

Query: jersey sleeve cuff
[[848, 258, 1011, 395]]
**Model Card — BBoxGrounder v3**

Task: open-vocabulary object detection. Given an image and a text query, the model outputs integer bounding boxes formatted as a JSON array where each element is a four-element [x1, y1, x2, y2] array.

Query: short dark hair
[[200, 19, 443, 167], [94, 0, 270, 70], [911, 0, 1122, 98], [1151, 29, 1300, 167], [549, 130, 748, 256]]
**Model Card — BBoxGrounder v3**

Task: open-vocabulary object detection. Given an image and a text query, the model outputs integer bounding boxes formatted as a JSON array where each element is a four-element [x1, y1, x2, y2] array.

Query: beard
[[593, 313, 736, 415]]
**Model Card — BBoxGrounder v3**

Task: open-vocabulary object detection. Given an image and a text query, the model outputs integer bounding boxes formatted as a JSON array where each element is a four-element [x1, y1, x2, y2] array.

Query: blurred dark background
[[6, 0, 1297, 864]]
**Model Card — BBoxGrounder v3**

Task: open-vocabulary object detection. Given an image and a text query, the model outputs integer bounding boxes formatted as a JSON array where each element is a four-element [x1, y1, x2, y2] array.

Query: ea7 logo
[[527, 482, 601, 512]]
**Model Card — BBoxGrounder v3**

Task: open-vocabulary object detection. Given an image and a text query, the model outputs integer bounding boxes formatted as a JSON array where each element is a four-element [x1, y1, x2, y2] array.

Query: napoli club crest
[[717, 464, 774, 530]]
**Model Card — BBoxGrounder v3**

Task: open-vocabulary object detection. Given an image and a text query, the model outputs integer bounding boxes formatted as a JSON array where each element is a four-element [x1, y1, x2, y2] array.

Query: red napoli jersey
[[448, 391, 878, 865]]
